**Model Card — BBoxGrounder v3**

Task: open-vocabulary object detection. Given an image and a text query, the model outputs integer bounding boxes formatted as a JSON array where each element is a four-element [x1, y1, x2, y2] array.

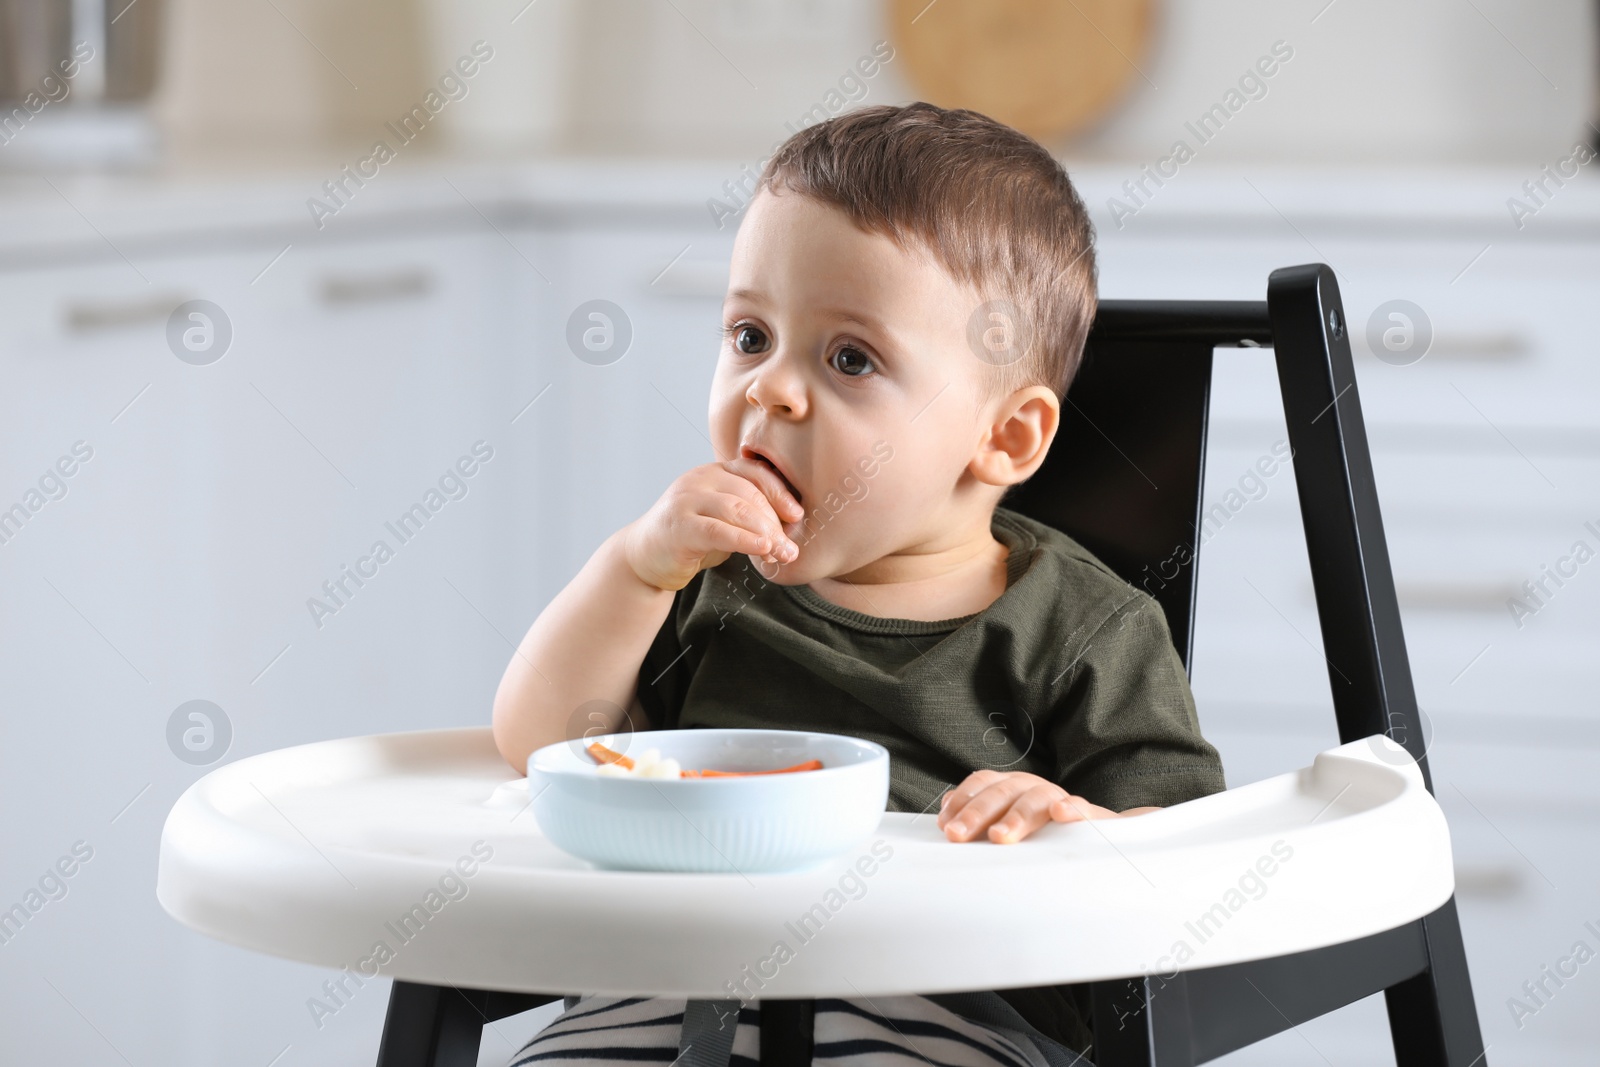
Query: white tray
[[156, 728, 1454, 998]]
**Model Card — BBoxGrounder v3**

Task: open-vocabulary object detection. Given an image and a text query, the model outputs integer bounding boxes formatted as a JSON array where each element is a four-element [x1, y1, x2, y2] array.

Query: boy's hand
[[936, 770, 1159, 844], [622, 460, 804, 592]]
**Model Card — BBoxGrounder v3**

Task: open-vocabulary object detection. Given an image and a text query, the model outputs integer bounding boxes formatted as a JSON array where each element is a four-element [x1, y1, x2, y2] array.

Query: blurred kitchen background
[[1, 0, 1597, 1063]]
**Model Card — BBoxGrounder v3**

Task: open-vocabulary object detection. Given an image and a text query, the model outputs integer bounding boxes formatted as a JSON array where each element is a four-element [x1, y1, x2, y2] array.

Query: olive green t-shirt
[[633, 506, 1227, 1055], [637, 506, 1224, 813]]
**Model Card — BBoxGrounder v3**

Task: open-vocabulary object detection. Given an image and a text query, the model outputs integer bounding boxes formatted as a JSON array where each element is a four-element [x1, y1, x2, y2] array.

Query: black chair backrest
[[1006, 264, 1438, 792], [1006, 300, 1271, 673]]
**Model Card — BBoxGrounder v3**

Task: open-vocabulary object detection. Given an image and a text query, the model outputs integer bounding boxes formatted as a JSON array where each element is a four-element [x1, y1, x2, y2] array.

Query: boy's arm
[[492, 460, 801, 776], [491, 529, 675, 775]]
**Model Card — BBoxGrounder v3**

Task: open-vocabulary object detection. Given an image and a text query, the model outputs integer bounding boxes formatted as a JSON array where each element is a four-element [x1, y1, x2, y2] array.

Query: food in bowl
[[586, 741, 823, 778], [590, 744, 681, 778], [527, 728, 889, 873]]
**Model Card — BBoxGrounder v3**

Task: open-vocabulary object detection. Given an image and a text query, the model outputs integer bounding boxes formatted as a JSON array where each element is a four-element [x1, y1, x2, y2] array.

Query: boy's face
[[710, 188, 1003, 585]]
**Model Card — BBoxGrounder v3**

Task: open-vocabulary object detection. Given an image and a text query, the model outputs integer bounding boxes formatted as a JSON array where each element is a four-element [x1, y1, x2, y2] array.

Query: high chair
[[156, 263, 1486, 1066]]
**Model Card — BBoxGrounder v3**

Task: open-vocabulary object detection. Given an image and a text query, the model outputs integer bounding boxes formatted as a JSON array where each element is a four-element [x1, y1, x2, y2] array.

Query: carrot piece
[[686, 759, 823, 777], [586, 741, 634, 770], [586, 742, 822, 777], [767, 758, 823, 774]]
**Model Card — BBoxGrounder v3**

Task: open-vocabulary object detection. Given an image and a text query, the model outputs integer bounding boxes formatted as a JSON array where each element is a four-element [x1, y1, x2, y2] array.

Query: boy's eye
[[732, 325, 769, 354], [830, 346, 875, 377]]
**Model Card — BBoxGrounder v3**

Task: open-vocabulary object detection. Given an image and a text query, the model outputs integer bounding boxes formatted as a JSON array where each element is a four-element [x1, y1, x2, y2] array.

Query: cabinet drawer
[[1104, 235, 1600, 433]]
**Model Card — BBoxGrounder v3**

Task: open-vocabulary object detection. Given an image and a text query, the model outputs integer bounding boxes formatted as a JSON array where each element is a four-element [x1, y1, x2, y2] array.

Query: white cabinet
[[198, 230, 520, 744], [0, 224, 518, 1067]]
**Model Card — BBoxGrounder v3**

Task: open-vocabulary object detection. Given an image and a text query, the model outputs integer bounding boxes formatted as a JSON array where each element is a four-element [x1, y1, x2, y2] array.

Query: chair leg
[[1384, 897, 1489, 1066], [1091, 976, 1149, 1067], [1090, 974, 1195, 1067], [1086, 903, 1486, 1066], [376, 981, 488, 1067], [759, 997, 815, 1067]]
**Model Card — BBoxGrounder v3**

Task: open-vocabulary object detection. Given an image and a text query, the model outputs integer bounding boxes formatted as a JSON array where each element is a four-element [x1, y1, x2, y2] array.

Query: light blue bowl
[[527, 729, 890, 873]]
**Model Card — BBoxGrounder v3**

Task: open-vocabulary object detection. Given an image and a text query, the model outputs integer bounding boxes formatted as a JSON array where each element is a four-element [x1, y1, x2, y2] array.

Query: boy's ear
[[969, 385, 1061, 487]]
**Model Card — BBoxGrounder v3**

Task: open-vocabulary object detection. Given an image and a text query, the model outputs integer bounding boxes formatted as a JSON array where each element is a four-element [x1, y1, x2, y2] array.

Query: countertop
[[2, 155, 1598, 269]]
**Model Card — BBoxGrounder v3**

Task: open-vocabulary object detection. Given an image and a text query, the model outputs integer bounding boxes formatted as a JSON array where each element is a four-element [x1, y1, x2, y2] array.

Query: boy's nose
[[745, 361, 808, 418]]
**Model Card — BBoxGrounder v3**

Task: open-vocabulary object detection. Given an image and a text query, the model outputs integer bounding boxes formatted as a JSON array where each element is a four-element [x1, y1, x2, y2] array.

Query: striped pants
[[506, 993, 1092, 1066]]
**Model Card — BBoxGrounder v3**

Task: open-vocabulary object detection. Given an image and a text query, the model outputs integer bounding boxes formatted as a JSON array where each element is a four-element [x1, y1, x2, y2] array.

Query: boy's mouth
[[741, 446, 803, 506]]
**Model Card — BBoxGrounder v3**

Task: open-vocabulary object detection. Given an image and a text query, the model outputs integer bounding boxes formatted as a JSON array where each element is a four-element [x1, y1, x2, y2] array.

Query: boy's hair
[[758, 101, 1098, 399]]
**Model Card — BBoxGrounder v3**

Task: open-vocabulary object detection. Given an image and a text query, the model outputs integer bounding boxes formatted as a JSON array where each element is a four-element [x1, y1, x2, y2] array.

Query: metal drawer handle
[[1393, 580, 1522, 613], [1428, 331, 1529, 362], [64, 294, 189, 333], [318, 269, 433, 305], [1359, 329, 1529, 363], [1452, 863, 1523, 899], [649, 260, 729, 298]]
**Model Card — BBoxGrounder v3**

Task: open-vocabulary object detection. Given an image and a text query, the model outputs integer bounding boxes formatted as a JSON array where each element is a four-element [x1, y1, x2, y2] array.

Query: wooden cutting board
[[889, 0, 1155, 142]]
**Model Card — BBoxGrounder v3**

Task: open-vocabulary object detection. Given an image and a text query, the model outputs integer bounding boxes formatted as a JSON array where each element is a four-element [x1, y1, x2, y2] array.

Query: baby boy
[[493, 102, 1225, 1059]]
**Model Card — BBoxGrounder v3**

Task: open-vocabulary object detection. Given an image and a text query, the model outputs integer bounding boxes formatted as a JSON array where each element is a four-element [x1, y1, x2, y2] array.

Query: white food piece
[[593, 747, 682, 778], [638, 757, 682, 779]]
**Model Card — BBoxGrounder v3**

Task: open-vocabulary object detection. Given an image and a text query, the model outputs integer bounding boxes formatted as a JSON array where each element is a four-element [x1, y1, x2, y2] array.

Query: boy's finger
[[986, 786, 1063, 844], [701, 490, 796, 560], [709, 465, 784, 523], [721, 455, 805, 524], [935, 770, 1005, 829], [938, 776, 1024, 841], [690, 515, 774, 560], [709, 466, 801, 561], [1049, 793, 1113, 823]]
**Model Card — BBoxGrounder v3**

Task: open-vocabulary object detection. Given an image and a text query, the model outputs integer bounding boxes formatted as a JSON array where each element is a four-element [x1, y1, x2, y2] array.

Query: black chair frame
[[374, 264, 1488, 1066]]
